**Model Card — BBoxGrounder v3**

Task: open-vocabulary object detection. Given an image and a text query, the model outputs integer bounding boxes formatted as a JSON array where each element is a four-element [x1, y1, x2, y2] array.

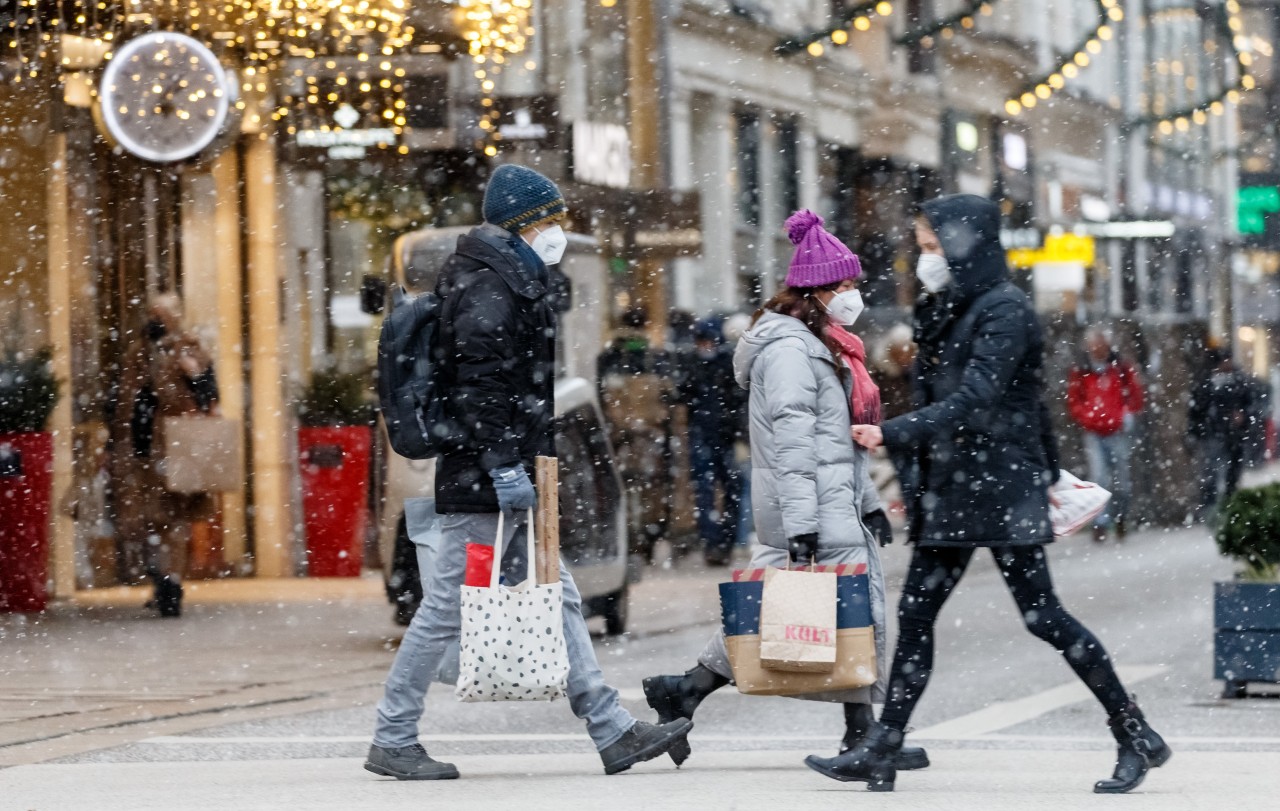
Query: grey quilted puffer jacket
[[734, 312, 883, 551]]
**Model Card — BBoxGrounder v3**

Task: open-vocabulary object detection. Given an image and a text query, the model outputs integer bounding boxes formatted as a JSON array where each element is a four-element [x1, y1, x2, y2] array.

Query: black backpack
[[376, 285, 450, 459]]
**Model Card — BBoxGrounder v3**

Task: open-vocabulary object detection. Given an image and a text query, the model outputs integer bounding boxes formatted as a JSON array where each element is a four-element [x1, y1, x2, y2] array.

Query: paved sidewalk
[[0, 555, 736, 768], [2, 749, 1272, 811]]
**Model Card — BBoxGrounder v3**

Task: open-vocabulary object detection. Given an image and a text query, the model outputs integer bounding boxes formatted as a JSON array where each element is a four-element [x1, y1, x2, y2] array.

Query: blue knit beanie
[[482, 164, 568, 233]]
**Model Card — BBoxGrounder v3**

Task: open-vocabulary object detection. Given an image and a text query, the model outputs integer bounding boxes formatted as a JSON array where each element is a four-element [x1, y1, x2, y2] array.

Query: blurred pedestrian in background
[[642, 210, 916, 771], [674, 318, 744, 566], [722, 311, 755, 547], [118, 293, 220, 617], [597, 306, 675, 562], [813, 195, 1169, 795], [1066, 327, 1144, 542], [871, 322, 918, 518], [871, 323, 917, 421], [1188, 347, 1256, 521]]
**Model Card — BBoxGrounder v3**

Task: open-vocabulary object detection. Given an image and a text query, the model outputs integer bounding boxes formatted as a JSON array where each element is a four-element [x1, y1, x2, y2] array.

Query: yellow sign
[[1007, 233, 1096, 268]]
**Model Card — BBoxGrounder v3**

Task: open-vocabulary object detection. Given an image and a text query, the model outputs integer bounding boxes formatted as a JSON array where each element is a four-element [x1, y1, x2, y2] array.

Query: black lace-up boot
[[841, 703, 930, 771], [805, 721, 901, 792], [1093, 702, 1172, 794], [642, 664, 729, 766]]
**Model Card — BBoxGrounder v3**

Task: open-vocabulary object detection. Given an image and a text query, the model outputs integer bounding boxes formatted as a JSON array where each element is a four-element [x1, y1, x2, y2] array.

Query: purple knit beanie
[[783, 210, 862, 288]]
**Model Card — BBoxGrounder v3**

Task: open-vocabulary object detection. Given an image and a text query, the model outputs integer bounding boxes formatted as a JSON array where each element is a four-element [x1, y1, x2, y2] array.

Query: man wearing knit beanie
[[368, 164, 692, 781], [483, 163, 569, 234]]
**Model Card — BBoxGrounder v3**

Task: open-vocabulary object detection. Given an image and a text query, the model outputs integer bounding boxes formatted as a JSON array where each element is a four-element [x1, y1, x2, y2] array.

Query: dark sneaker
[[600, 719, 694, 775], [364, 743, 460, 780]]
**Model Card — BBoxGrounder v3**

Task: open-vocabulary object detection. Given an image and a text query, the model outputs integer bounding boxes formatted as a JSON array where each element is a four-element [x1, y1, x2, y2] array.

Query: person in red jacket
[[1066, 329, 1144, 542]]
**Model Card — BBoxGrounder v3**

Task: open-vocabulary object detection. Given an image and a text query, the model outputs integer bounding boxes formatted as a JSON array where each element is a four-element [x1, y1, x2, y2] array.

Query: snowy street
[[3, 519, 1277, 810]]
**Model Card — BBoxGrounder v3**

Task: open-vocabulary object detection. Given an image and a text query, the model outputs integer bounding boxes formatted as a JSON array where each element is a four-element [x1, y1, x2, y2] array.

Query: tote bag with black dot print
[[455, 510, 570, 702]]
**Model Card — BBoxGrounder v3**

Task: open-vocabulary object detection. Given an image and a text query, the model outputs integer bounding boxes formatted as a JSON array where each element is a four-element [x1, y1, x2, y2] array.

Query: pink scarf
[[827, 326, 881, 426]]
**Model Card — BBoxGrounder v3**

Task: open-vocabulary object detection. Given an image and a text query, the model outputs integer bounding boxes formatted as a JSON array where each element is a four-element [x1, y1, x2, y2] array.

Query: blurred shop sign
[[1032, 261, 1087, 293], [1007, 233, 1095, 268], [295, 104, 395, 159], [572, 122, 632, 189], [625, 190, 700, 258], [1239, 173, 1280, 248], [499, 107, 548, 140], [492, 95, 559, 149], [1000, 228, 1042, 249], [1076, 220, 1175, 239], [566, 185, 701, 259]]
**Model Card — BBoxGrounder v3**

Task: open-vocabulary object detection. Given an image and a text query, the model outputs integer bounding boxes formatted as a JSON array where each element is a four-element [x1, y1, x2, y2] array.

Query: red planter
[[0, 432, 54, 612], [299, 426, 371, 577]]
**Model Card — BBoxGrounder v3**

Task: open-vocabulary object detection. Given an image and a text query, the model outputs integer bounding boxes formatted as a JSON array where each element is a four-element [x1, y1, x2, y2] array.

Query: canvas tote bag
[[455, 510, 570, 702], [758, 564, 838, 672], [160, 416, 242, 494]]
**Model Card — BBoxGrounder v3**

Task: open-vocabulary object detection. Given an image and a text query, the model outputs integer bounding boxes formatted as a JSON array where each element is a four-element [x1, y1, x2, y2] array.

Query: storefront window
[[735, 111, 762, 227], [776, 117, 800, 218]]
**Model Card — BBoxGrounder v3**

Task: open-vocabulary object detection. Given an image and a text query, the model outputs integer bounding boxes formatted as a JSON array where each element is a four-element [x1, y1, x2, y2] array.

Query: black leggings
[[879, 544, 1130, 732]]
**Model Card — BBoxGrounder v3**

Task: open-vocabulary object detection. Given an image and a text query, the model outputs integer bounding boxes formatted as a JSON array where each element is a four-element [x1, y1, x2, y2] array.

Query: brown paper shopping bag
[[727, 628, 877, 696], [758, 566, 838, 672]]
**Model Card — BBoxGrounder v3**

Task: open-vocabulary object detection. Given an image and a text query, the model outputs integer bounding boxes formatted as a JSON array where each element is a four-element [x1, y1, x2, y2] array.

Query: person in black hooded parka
[[804, 195, 1170, 794]]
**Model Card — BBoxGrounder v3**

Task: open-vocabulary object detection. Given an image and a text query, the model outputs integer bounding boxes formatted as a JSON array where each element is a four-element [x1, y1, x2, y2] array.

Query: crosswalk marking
[[910, 664, 1169, 739]]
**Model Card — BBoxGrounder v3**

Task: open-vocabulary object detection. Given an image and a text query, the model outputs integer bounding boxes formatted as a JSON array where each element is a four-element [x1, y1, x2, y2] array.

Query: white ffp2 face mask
[[822, 289, 865, 326], [529, 224, 568, 265], [915, 253, 952, 293]]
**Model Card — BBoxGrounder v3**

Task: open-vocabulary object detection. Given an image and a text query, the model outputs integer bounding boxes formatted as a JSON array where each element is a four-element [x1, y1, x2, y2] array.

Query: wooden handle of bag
[[535, 456, 560, 584]]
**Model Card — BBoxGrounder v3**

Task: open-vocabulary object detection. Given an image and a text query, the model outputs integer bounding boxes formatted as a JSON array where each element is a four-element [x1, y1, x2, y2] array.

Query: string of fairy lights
[[780, 0, 1262, 135], [4, 1, 413, 77], [2, 1, 417, 146], [1131, 0, 1254, 136], [1004, 0, 1120, 117], [776, 0, 1002, 58], [1, 2, 1265, 155], [892, 0, 996, 47], [775, 1, 899, 58], [458, 0, 535, 157]]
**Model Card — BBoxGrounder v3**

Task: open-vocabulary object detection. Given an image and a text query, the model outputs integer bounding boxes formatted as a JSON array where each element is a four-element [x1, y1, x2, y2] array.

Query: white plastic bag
[[455, 510, 569, 703], [1050, 470, 1112, 537]]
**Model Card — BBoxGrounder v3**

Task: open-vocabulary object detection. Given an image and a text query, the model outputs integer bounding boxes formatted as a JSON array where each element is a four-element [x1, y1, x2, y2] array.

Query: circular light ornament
[[96, 32, 232, 163]]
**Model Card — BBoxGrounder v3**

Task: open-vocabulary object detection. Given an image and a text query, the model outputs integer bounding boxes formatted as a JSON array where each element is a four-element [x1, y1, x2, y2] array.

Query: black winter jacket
[[1188, 368, 1255, 445], [882, 195, 1058, 547], [675, 346, 745, 444], [433, 223, 556, 513]]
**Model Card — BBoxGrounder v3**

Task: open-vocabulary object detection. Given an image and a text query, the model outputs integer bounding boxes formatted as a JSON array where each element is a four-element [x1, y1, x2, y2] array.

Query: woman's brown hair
[[752, 284, 846, 375]]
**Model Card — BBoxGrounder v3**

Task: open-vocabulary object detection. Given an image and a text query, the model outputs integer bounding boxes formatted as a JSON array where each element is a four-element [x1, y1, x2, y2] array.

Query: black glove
[[863, 509, 894, 547], [787, 532, 820, 564]]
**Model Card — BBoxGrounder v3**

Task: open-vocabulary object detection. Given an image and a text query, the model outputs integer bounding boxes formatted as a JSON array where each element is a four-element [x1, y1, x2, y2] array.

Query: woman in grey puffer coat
[[641, 211, 926, 771]]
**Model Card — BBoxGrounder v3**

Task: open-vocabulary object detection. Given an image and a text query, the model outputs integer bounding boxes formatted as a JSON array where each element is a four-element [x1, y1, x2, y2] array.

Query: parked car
[[369, 226, 631, 633]]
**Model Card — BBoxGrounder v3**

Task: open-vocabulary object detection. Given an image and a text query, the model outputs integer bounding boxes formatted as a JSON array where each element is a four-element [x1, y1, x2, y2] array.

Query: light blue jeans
[[372, 499, 635, 752], [1082, 430, 1133, 528]]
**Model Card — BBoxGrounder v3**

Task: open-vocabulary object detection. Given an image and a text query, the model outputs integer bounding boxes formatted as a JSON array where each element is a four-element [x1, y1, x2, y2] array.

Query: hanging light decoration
[[2, 1, 414, 137], [455, 0, 534, 157], [893, 0, 994, 48], [1132, 0, 1252, 132], [274, 0, 415, 143], [3, 1, 122, 83], [776, 0, 900, 57], [1006, 0, 1115, 116], [1007, 0, 1254, 132]]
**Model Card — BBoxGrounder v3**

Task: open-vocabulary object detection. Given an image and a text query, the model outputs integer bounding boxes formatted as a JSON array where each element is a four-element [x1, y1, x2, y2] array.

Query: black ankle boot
[[147, 571, 183, 618], [641, 664, 728, 766], [841, 704, 930, 771], [1093, 703, 1172, 794], [805, 721, 901, 791]]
